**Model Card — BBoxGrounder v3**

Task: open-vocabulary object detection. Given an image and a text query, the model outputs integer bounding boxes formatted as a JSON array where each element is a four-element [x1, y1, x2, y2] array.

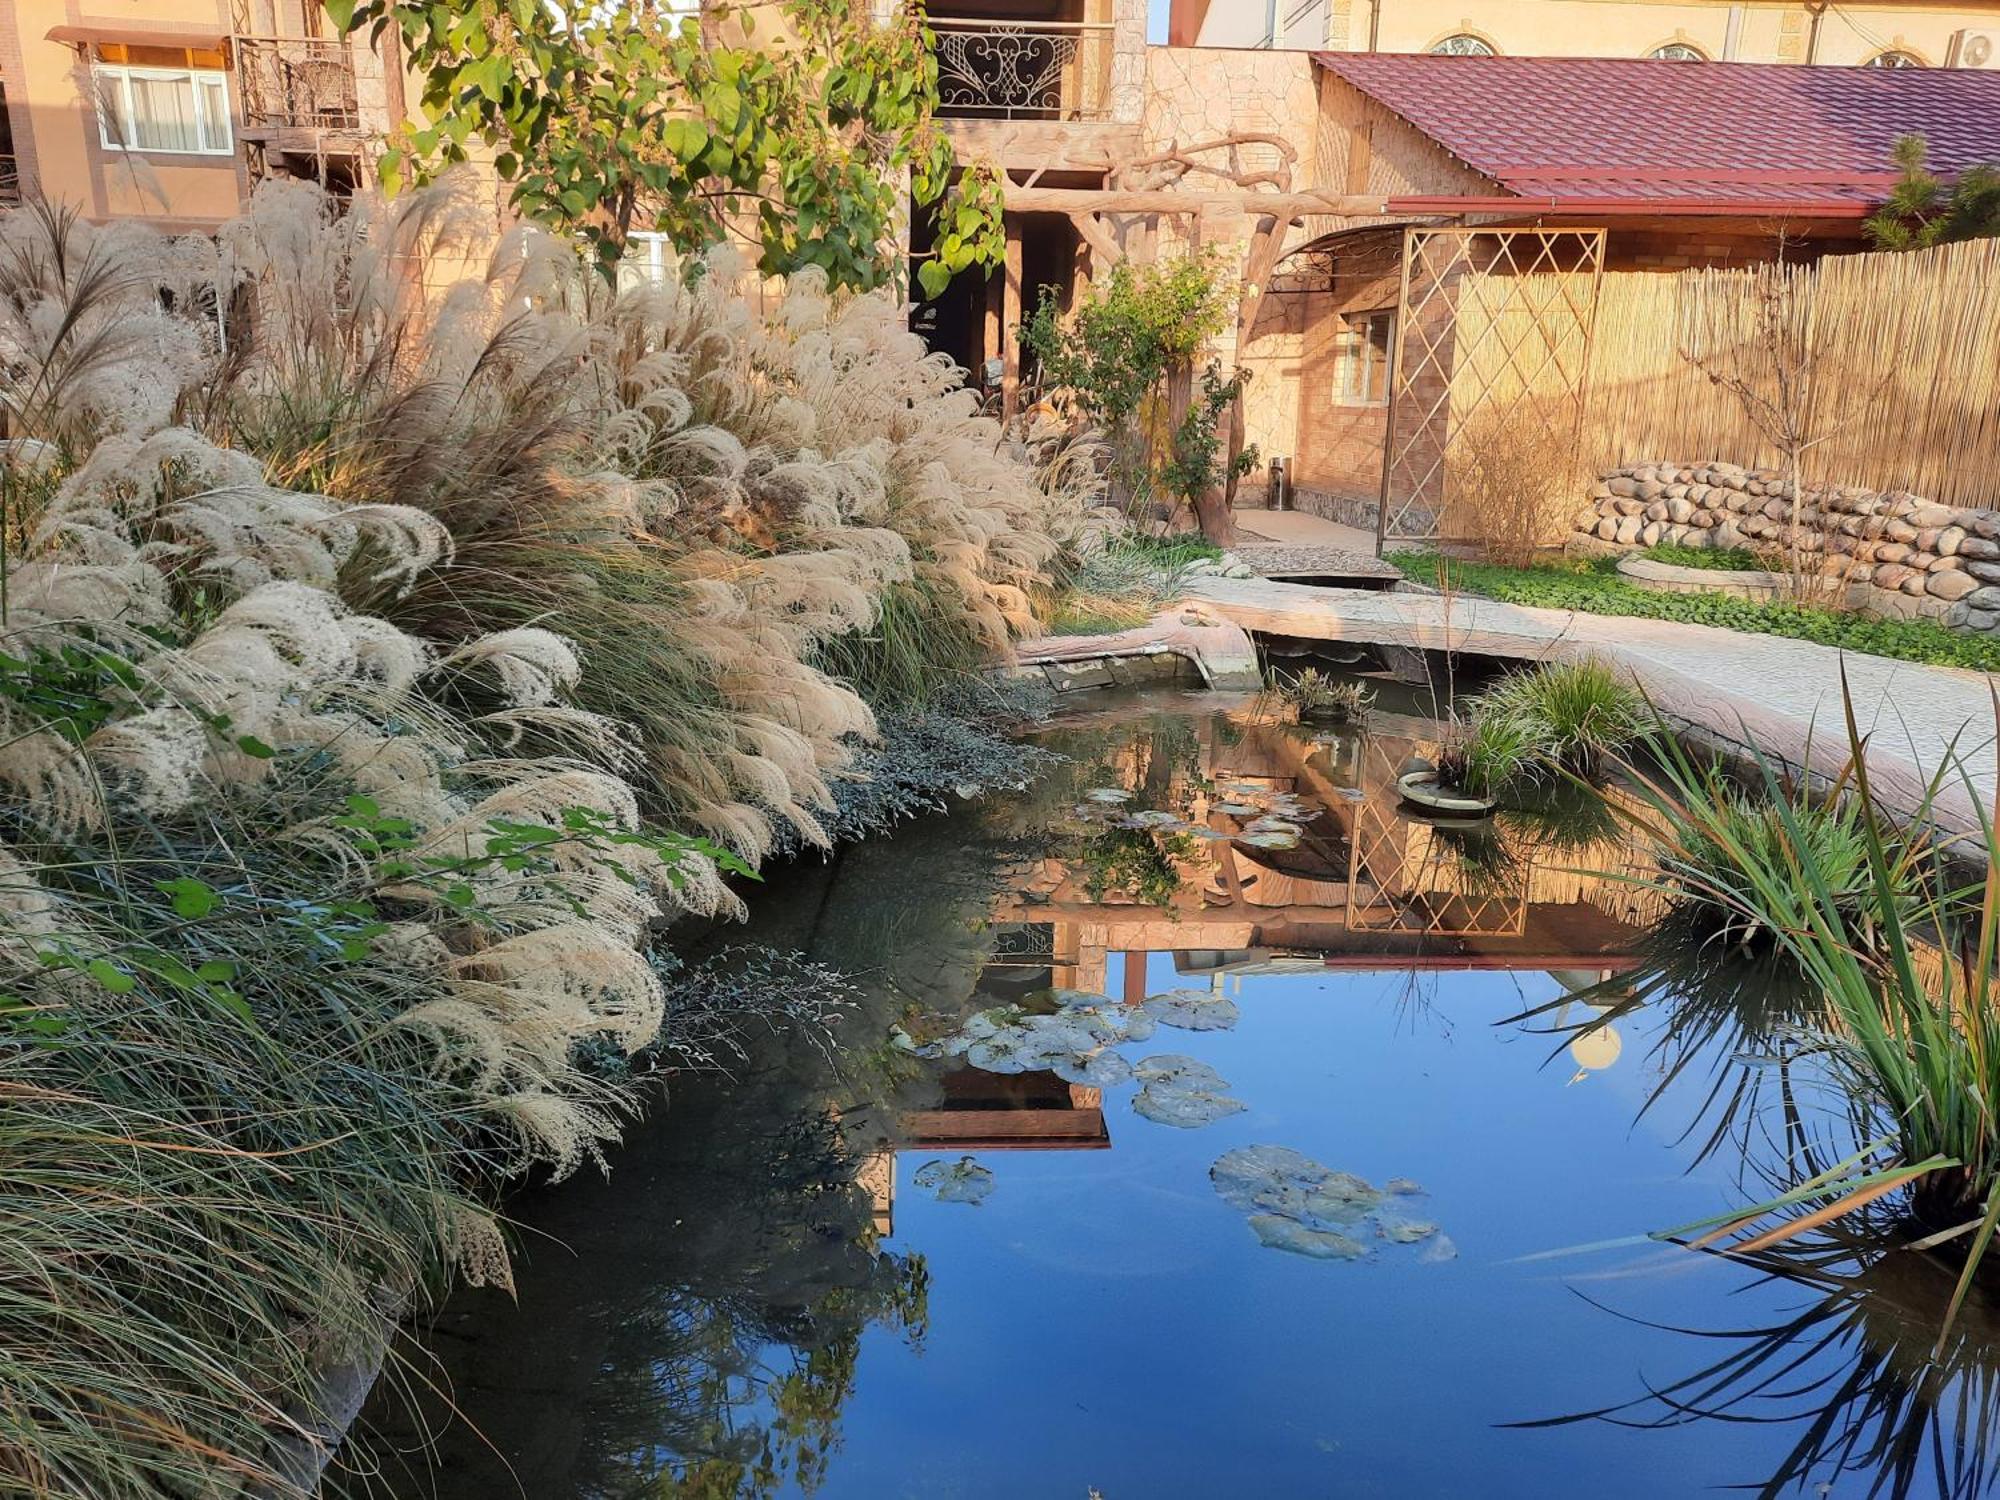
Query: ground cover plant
[[0, 185, 1087, 1495], [1640, 541, 1768, 572], [1389, 550, 2000, 673]]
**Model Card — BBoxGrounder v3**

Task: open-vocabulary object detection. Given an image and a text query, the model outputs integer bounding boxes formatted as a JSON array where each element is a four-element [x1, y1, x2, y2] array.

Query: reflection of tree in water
[[562, 1102, 930, 1500], [1517, 1221, 2000, 1500]]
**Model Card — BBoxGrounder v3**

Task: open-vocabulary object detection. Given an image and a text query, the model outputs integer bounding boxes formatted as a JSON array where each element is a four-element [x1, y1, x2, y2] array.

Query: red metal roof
[[1313, 53, 2000, 217]]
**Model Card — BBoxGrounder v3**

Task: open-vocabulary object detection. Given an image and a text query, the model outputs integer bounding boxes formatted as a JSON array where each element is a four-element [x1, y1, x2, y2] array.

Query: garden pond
[[353, 685, 2000, 1499]]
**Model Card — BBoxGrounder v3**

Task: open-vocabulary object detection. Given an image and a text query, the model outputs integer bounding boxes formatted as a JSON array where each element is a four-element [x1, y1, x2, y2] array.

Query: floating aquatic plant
[[914, 1156, 994, 1205], [1210, 1146, 1450, 1263], [1142, 989, 1241, 1032]]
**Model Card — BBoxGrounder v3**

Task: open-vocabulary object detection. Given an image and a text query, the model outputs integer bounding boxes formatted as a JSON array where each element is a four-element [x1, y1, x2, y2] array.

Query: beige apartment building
[[1168, 0, 2000, 68], [0, 0, 396, 228]]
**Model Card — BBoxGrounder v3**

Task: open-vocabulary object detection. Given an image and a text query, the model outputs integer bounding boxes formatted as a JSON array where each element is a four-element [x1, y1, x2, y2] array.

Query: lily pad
[[1050, 988, 1113, 1009], [1216, 800, 1259, 816], [1054, 1048, 1133, 1087], [1418, 1233, 1459, 1264], [1239, 830, 1301, 850], [1132, 1054, 1228, 1090], [1134, 1082, 1247, 1128], [1385, 1177, 1425, 1196], [1250, 1214, 1370, 1260], [1084, 787, 1134, 804], [964, 1036, 1035, 1074], [1376, 1215, 1441, 1245], [1124, 809, 1183, 829], [1142, 989, 1241, 1032], [913, 1156, 994, 1205]]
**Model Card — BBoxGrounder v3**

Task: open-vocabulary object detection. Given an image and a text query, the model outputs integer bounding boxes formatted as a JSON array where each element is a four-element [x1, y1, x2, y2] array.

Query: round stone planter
[[1614, 554, 1785, 602], [1395, 771, 1497, 819]]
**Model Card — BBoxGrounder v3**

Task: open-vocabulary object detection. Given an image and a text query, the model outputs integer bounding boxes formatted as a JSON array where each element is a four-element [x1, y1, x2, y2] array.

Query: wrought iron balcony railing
[[930, 19, 1113, 121], [233, 36, 361, 132], [0, 155, 19, 204]]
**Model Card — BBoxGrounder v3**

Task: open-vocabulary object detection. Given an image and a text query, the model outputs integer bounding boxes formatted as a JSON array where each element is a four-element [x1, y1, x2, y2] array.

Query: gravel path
[[1184, 576, 2000, 843]]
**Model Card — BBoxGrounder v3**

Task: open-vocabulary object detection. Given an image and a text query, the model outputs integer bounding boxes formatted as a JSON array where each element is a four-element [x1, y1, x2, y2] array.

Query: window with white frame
[[1429, 33, 1496, 55], [93, 43, 233, 155], [617, 231, 674, 289], [1332, 309, 1394, 406]]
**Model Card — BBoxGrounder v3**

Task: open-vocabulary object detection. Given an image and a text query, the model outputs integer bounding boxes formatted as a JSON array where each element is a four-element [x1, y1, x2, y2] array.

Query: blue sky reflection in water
[[358, 696, 2000, 1500]]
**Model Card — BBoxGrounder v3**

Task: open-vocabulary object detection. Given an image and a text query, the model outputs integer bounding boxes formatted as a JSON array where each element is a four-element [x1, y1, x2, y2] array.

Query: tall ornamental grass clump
[[1613, 689, 2000, 1353], [1476, 657, 1646, 780], [0, 187, 1081, 1494], [188, 180, 1089, 861]]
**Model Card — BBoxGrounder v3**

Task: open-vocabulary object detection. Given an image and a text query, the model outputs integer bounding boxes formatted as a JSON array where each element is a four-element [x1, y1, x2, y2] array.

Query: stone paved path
[[1185, 575, 2000, 843]]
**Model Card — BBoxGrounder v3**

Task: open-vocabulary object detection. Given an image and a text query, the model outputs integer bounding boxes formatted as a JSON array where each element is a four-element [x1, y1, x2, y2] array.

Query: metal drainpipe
[[1368, 0, 1382, 50], [1804, 0, 1828, 62]]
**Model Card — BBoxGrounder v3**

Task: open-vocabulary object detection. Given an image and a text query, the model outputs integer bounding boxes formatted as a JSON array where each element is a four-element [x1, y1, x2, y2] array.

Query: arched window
[[1865, 48, 1925, 67], [1649, 42, 1706, 61], [1430, 32, 1496, 55]]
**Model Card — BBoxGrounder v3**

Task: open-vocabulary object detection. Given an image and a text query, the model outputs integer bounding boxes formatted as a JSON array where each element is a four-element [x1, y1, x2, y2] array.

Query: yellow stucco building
[[1170, 0, 2000, 69], [0, 0, 397, 229]]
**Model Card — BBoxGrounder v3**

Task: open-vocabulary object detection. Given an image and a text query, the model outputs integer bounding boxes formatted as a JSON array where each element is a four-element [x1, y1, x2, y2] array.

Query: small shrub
[[1441, 398, 1584, 564]]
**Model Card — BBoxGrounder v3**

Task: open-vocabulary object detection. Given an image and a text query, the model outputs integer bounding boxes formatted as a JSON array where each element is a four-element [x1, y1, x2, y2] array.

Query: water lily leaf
[[1212, 1144, 1330, 1216], [1102, 1006, 1156, 1043], [1050, 988, 1113, 1009], [914, 1156, 994, 1205], [1376, 1214, 1440, 1244], [1084, 787, 1134, 804], [1132, 1053, 1228, 1089], [1135, 1082, 1246, 1128], [1249, 1214, 1369, 1260], [1124, 810, 1183, 829], [1054, 1048, 1133, 1087], [965, 1036, 1034, 1074], [1216, 800, 1259, 815], [1143, 989, 1240, 1031], [1385, 1177, 1425, 1196], [1239, 830, 1301, 850]]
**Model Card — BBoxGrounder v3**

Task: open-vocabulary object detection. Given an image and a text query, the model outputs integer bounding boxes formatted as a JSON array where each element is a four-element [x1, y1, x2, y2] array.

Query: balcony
[[930, 19, 1113, 121], [232, 36, 360, 134]]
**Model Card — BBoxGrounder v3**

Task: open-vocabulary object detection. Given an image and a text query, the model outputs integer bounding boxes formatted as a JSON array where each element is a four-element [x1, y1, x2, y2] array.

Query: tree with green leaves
[[328, 0, 1002, 293], [1865, 133, 2000, 251], [1022, 253, 1247, 540]]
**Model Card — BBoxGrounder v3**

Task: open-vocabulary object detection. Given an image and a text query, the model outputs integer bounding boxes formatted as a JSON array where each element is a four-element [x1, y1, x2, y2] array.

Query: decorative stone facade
[[1571, 461, 2000, 633]]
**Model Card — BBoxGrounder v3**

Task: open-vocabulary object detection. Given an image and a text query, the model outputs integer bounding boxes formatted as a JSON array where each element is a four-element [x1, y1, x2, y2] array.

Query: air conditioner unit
[[1947, 28, 1998, 67]]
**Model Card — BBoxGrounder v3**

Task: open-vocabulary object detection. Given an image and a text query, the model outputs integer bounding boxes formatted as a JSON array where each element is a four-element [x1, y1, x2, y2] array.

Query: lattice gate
[[1374, 227, 1608, 553]]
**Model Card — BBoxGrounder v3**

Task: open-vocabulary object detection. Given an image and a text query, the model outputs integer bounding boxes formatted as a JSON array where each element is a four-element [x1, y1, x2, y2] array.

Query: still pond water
[[359, 688, 2000, 1499]]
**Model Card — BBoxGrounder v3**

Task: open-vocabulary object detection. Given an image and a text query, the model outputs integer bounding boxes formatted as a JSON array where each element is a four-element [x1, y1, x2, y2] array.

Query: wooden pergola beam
[[1002, 187, 1390, 217]]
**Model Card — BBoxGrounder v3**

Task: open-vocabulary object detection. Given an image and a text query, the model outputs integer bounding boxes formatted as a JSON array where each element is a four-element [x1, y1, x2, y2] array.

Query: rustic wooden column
[[981, 262, 1003, 386], [1002, 215, 1024, 421]]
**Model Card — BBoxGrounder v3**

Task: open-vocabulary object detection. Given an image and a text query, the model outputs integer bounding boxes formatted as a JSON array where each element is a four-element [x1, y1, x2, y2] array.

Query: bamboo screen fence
[[1445, 237, 2000, 515]]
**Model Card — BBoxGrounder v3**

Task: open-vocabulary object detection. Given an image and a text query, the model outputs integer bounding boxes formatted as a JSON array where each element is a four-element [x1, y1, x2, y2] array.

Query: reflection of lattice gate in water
[[1341, 735, 1528, 938], [1374, 227, 1608, 551]]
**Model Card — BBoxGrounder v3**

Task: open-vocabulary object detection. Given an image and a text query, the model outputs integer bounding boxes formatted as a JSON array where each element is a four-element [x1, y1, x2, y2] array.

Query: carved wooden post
[[1002, 214, 1024, 421]]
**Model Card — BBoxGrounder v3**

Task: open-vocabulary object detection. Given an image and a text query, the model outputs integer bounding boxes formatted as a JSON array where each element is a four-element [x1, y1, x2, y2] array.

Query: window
[[93, 43, 233, 155], [1429, 33, 1496, 55], [1333, 309, 1394, 406], [617, 231, 673, 290], [1649, 42, 1706, 60], [1865, 48, 1924, 67]]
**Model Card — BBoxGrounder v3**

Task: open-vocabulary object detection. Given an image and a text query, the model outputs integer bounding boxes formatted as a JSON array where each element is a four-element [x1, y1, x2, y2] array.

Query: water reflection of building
[[992, 706, 1664, 996]]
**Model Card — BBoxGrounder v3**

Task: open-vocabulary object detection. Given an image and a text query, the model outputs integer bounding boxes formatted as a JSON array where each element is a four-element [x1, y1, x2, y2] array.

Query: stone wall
[[1572, 462, 2000, 633]]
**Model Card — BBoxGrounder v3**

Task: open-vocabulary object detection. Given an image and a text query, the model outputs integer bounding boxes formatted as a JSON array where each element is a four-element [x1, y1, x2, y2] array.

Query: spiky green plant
[[1268, 667, 1374, 725], [1477, 657, 1646, 779], [1617, 684, 2000, 1352]]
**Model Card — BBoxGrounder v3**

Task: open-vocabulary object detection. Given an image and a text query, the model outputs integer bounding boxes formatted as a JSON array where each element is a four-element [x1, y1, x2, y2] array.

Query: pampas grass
[[0, 176, 1089, 1496]]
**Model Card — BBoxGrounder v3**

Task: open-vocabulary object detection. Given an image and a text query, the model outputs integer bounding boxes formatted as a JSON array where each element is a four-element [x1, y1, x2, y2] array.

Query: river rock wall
[[1571, 462, 2000, 633]]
